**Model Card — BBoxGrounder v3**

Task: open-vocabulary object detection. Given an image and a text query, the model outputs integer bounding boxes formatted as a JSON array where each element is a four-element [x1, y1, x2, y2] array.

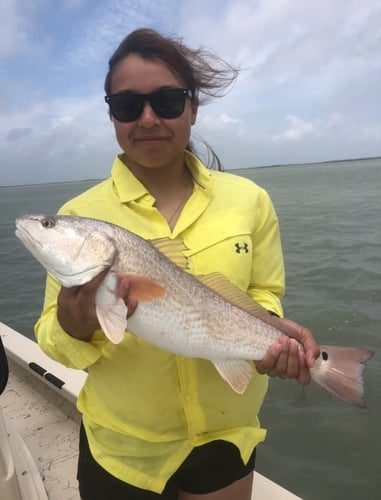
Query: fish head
[[15, 215, 117, 287]]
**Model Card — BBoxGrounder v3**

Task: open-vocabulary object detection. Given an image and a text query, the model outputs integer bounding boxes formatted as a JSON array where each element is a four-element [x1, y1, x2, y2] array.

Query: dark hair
[[104, 28, 239, 170]]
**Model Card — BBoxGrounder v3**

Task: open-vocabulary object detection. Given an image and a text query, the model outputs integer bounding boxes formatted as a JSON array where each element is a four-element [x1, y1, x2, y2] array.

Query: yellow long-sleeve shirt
[[35, 152, 285, 493]]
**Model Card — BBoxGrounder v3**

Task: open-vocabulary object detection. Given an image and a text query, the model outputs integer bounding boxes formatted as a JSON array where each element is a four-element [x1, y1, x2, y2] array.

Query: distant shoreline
[[228, 155, 381, 172], [0, 178, 101, 189], [1, 156, 380, 188]]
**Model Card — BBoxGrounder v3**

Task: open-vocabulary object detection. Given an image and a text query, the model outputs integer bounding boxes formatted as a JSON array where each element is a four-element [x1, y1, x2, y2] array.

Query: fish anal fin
[[197, 273, 270, 320], [120, 274, 166, 302], [150, 238, 189, 270], [213, 360, 254, 394]]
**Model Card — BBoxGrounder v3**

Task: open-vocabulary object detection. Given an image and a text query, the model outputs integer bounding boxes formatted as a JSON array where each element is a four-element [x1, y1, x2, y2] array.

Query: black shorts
[[77, 424, 256, 499]]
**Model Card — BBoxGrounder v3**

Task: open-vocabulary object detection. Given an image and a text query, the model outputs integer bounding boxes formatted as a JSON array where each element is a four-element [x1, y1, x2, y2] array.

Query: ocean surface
[[1, 157, 380, 499]]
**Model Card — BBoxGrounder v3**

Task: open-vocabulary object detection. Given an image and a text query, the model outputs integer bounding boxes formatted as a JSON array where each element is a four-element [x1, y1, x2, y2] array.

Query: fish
[[15, 214, 374, 408]]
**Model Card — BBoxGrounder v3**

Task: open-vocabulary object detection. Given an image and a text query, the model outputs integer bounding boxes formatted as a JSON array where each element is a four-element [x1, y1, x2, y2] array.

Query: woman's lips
[[135, 136, 169, 143]]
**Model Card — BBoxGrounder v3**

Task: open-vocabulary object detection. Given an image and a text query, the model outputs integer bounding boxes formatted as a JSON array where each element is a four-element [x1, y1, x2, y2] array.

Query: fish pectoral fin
[[96, 298, 128, 344], [95, 273, 164, 344], [120, 274, 166, 302], [95, 271, 127, 344], [212, 360, 254, 394]]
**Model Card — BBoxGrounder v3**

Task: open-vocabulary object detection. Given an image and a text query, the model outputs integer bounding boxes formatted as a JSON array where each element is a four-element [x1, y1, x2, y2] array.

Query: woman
[[35, 28, 319, 499]]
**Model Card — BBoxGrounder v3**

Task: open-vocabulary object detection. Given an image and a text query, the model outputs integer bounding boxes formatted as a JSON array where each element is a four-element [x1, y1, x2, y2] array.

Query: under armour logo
[[235, 243, 249, 254]]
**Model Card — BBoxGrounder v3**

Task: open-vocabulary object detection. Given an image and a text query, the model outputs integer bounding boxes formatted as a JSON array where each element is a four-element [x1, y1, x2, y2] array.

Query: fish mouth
[[15, 224, 85, 285], [15, 224, 42, 251], [16, 219, 113, 287]]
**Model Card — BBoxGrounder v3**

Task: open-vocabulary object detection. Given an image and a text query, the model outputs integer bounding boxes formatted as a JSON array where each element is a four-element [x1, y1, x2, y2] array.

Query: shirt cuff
[[36, 311, 103, 370]]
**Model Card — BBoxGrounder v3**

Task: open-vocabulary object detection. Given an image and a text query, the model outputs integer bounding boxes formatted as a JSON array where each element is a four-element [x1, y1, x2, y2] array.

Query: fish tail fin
[[310, 345, 374, 408]]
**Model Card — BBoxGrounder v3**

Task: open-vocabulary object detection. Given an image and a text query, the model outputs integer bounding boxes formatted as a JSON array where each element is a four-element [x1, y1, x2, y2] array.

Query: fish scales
[[15, 214, 374, 406]]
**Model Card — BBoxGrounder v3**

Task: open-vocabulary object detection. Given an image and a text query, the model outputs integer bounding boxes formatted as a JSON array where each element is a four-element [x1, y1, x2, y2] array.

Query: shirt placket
[[176, 356, 206, 441]]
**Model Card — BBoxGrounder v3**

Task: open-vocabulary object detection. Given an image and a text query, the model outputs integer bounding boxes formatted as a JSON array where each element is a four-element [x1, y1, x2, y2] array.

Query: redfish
[[15, 215, 374, 407]]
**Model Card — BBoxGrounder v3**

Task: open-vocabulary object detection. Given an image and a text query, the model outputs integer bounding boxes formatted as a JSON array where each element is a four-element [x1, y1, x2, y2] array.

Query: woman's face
[[109, 53, 198, 172]]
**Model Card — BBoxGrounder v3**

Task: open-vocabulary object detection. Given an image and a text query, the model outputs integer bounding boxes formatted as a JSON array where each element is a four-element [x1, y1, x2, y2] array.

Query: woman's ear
[[190, 96, 199, 125]]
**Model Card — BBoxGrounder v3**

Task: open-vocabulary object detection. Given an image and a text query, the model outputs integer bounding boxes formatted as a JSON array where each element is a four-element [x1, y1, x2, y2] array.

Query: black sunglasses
[[104, 88, 194, 123]]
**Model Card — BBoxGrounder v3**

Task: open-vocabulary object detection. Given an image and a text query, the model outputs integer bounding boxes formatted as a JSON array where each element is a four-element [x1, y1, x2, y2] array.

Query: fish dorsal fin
[[150, 237, 189, 271], [197, 273, 271, 320]]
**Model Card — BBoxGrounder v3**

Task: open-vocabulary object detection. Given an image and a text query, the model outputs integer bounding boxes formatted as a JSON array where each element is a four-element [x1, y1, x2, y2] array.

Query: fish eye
[[41, 217, 55, 229]]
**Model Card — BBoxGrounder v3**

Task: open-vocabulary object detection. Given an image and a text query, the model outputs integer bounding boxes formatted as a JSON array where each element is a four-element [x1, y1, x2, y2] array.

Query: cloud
[[272, 115, 315, 142], [361, 126, 381, 140], [63, 0, 178, 68], [0, 0, 380, 184], [182, 0, 381, 82], [198, 112, 243, 130], [0, 0, 30, 58], [6, 128, 32, 142], [0, 92, 117, 186]]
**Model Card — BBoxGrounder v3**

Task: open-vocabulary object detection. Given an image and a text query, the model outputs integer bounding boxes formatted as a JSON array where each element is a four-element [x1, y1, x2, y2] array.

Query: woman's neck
[[122, 153, 192, 199], [121, 153, 194, 229]]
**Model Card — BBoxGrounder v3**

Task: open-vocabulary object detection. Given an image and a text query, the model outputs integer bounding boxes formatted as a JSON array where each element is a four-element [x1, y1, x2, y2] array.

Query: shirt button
[[186, 394, 192, 402]]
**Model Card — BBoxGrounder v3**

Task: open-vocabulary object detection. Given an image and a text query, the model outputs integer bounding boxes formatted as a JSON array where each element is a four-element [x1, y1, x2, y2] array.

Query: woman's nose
[[137, 101, 161, 127]]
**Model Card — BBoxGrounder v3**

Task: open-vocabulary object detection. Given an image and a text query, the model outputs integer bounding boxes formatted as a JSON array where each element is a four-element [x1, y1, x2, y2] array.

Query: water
[[1, 158, 380, 499]]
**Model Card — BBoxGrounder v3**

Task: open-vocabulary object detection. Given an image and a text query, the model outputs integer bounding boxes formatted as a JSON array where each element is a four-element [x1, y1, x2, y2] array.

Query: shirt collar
[[111, 151, 213, 204], [111, 154, 149, 203], [184, 150, 213, 190]]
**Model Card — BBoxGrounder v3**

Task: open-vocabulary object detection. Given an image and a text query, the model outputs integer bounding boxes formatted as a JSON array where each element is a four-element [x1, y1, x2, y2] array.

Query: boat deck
[[1, 349, 81, 498], [0, 322, 301, 499]]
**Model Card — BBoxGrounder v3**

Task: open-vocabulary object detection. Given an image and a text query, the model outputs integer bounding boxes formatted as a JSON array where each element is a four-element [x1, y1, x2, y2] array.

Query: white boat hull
[[0, 322, 301, 500]]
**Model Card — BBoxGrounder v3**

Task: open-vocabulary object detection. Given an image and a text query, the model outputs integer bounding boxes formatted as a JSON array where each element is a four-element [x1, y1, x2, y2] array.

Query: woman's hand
[[254, 318, 320, 385], [57, 272, 138, 342], [117, 277, 139, 318]]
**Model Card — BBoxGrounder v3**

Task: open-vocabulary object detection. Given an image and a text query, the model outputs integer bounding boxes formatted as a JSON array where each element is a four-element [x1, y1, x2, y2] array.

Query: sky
[[1, 0, 380, 186]]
